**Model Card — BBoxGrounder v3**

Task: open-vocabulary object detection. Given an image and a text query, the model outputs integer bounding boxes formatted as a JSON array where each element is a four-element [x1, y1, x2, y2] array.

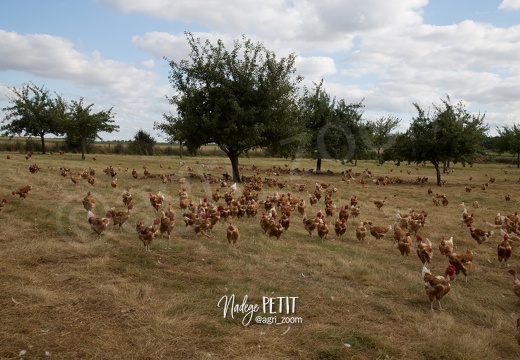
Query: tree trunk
[[40, 134, 46, 154], [220, 145, 241, 183], [432, 160, 442, 186], [229, 154, 241, 183], [517, 152, 519, 168], [180, 141, 183, 159], [81, 138, 86, 160], [316, 158, 322, 173]]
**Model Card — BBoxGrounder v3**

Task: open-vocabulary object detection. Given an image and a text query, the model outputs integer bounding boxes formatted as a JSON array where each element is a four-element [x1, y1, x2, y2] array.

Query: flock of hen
[[4, 156, 520, 346]]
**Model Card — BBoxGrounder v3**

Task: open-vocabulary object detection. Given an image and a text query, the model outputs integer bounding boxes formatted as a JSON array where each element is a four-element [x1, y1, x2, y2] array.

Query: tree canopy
[[63, 98, 119, 159], [369, 116, 400, 157], [157, 32, 303, 182], [129, 129, 156, 155], [1, 83, 67, 154], [384, 96, 488, 185], [299, 80, 368, 171], [494, 123, 520, 168]]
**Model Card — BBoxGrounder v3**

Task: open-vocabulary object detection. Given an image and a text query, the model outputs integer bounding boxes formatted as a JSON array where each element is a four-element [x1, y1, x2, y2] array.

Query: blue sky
[[1, 0, 519, 141]]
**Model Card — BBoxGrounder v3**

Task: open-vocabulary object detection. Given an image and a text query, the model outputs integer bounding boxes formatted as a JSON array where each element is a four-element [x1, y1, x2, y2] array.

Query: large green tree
[[1, 83, 67, 154], [495, 123, 520, 168], [157, 32, 303, 182], [64, 98, 119, 159], [300, 80, 368, 171], [384, 96, 488, 185]]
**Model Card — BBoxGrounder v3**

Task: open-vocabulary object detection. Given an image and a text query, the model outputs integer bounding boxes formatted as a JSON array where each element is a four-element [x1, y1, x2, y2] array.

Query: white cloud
[[3, 1, 520, 140], [330, 18, 520, 129], [295, 56, 337, 81], [102, 0, 427, 53], [499, 0, 520, 10], [0, 30, 158, 94], [141, 59, 155, 68]]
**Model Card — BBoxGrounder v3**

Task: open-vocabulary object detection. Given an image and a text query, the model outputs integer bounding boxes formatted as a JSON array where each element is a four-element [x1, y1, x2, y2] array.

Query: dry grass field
[[1, 151, 520, 359]]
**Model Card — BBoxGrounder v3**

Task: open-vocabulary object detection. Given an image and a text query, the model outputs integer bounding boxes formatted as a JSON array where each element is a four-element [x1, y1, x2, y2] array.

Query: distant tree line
[[3, 33, 520, 183]]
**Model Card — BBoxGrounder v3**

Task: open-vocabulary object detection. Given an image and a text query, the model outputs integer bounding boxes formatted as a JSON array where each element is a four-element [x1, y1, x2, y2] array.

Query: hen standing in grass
[[508, 269, 520, 299], [373, 197, 387, 211], [107, 204, 134, 230], [392, 222, 407, 243], [260, 212, 274, 233], [82, 191, 96, 212], [416, 235, 433, 269], [365, 221, 390, 241], [0, 198, 8, 213], [267, 220, 284, 240], [445, 246, 473, 282], [438, 236, 454, 256], [460, 208, 475, 228], [297, 199, 306, 216], [186, 214, 212, 238], [226, 220, 239, 246], [12, 185, 32, 199], [350, 205, 361, 223], [467, 222, 493, 244], [355, 221, 367, 243], [159, 210, 175, 240], [334, 218, 347, 240], [317, 218, 329, 240], [149, 191, 165, 212], [29, 164, 40, 173], [279, 211, 290, 231], [497, 234, 513, 267], [338, 205, 349, 222], [70, 173, 82, 184], [122, 189, 133, 206], [302, 213, 321, 236], [165, 201, 176, 219], [136, 218, 160, 251], [397, 233, 413, 257], [422, 266, 451, 311], [325, 203, 336, 218], [350, 195, 358, 207], [87, 210, 111, 238], [444, 264, 457, 281], [87, 175, 95, 186]]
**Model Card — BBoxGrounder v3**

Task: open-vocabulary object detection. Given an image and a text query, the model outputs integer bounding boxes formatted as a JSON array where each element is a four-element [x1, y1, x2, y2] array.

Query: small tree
[[299, 80, 333, 172], [64, 98, 119, 159], [130, 129, 156, 155], [332, 99, 370, 166], [154, 115, 185, 158], [384, 96, 488, 185], [1, 83, 67, 154], [158, 32, 303, 182], [495, 123, 520, 168], [370, 116, 400, 156], [300, 80, 367, 171]]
